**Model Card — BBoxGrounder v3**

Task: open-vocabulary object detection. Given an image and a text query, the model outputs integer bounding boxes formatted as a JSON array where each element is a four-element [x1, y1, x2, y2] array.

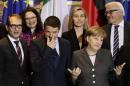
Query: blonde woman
[[62, 6, 88, 53], [68, 26, 125, 86]]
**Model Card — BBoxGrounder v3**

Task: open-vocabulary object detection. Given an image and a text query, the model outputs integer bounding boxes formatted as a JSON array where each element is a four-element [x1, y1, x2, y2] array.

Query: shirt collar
[[112, 20, 124, 27], [8, 34, 20, 42]]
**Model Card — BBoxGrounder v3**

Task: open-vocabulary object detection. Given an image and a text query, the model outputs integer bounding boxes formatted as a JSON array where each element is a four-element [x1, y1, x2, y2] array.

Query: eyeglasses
[[9, 24, 22, 29], [25, 16, 36, 20], [105, 9, 119, 15]]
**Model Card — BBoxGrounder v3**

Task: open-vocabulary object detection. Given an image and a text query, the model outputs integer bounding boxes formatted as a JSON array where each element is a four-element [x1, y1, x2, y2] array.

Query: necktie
[[113, 25, 119, 60], [14, 41, 22, 65], [51, 48, 60, 68]]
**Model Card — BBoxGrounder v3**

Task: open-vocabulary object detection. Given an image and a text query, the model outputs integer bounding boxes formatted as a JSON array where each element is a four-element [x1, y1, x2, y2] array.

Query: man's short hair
[[44, 16, 61, 30], [6, 14, 22, 26]]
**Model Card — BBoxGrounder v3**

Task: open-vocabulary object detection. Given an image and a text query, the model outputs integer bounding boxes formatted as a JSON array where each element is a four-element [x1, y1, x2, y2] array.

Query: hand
[[68, 67, 81, 80], [114, 62, 126, 76], [47, 36, 56, 49]]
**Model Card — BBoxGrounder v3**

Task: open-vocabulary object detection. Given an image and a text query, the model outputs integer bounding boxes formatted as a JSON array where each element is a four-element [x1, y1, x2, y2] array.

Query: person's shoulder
[[62, 30, 71, 37], [0, 36, 8, 46], [120, 43, 130, 50], [31, 36, 44, 46], [99, 48, 111, 54], [73, 48, 85, 55], [102, 24, 111, 29], [0, 36, 6, 42], [59, 37, 70, 44], [124, 21, 130, 24], [124, 21, 130, 26]]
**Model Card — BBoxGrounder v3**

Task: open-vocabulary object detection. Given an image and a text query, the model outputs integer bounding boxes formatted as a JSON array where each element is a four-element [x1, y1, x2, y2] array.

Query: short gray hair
[[105, 1, 125, 16]]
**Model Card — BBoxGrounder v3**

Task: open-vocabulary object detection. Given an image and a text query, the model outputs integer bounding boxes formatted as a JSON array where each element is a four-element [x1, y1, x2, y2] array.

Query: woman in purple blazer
[[20, 7, 43, 46]]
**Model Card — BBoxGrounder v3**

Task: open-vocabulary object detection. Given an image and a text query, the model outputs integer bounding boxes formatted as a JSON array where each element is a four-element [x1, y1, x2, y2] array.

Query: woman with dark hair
[[20, 7, 43, 46]]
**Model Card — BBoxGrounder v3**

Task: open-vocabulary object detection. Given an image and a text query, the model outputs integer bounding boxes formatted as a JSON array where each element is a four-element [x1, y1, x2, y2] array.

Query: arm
[[0, 46, 5, 86], [30, 40, 52, 72], [68, 51, 82, 85]]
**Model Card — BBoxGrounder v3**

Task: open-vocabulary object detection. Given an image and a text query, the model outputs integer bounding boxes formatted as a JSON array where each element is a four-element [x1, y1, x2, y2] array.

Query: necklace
[[88, 54, 96, 56]]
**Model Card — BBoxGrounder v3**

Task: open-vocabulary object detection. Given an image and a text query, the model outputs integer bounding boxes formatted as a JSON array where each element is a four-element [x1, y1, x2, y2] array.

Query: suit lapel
[[124, 21, 130, 44], [102, 24, 111, 49], [71, 29, 80, 49], [106, 25, 112, 49], [82, 49, 93, 67], [94, 50, 102, 68], [6, 37, 18, 57], [20, 40, 27, 67], [58, 38, 61, 57], [6, 37, 21, 66]]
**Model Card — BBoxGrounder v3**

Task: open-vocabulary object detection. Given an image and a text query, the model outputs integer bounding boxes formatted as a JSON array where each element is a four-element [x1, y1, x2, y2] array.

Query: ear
[[86, 36, 89, 42], [5, 25, 8, 31]]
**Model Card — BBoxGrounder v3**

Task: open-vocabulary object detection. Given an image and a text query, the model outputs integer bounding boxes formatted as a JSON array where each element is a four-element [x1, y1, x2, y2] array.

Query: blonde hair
[[68, 6, 88, 31], [86, 26, 107, 39]]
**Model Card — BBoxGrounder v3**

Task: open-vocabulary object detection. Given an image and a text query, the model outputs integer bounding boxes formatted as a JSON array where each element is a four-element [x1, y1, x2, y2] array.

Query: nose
[[49, 32, 54, 38], [15, 26, 20, 30], [96, 38, 102, 45], [105, 13, 109, 17]]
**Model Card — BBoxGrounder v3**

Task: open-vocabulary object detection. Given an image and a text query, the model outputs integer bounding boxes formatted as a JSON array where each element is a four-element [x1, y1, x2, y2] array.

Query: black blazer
[[0, 23, 7, 39], [0, 36, 30, 86], [30, 36, 71, 86], [62, 28, 87, 53], [102, 21, 130, 49], [114, 43, 130, 86]]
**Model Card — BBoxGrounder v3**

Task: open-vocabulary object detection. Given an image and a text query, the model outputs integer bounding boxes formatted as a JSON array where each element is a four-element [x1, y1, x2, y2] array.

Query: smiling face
[[105, 3, 124, 25], [7, 15, 22, 40], [25, 11, 37, 29]]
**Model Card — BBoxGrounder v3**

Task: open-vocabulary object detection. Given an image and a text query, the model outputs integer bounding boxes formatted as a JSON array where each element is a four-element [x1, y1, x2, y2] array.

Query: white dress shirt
[[8, 35, 24, 64], [110, 20, 124, 56], [55, 38, 60, 55], [89, 55, 96, 66]]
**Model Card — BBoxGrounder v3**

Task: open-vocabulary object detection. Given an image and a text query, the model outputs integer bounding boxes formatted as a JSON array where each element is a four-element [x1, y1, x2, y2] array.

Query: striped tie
[[113, 25, 119, 60], [14, 41, 22, 65]]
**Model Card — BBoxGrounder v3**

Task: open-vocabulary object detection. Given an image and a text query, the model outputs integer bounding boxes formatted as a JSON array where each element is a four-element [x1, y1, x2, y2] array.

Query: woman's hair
[[68, 6, 88, 30], [86, 26, 107, 39], [21, 7, 43, 33]]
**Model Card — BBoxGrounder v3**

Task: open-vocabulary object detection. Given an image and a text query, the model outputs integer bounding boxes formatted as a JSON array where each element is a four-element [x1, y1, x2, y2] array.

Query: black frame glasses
[[9, 24, 22, 29], [105, 9, 119, 15]]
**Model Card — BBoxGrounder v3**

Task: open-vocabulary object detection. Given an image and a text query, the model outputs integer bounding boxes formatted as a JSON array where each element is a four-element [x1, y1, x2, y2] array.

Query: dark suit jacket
[[30, 36, 71, 86], [62, 28, 87, 53], [114, 43, 130, 86], [72, 48, 114, 86], [0, 36, 30, 86], [0, 23, 7, 39], [102, 21, 130, 49]]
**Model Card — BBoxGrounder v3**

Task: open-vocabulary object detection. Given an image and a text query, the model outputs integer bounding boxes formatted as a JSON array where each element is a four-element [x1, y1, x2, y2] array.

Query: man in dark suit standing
[[114, 43, 130, 86], [102, 1, 130, 59], [0, 14, 30, 86], [30, 16, 71, 86], [0, 23, 7, 39]]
